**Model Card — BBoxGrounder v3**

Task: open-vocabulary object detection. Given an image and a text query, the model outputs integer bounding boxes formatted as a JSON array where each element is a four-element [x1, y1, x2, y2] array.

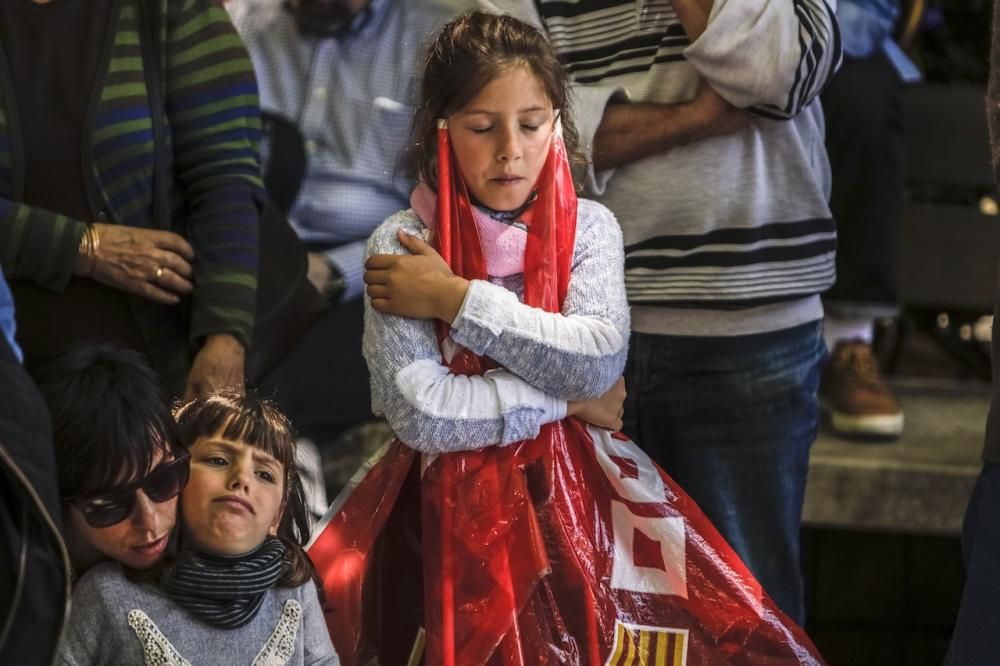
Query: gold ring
[[154, 266, 164, 280]]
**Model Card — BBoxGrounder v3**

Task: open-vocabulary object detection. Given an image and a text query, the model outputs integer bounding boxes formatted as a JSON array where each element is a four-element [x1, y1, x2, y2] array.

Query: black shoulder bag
[[139, 0, 327, 387]]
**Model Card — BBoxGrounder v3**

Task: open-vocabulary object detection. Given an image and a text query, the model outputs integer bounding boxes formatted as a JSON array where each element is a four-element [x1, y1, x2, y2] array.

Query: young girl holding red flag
[[362, 14, 629, 462], [309, 12, 827, 666]]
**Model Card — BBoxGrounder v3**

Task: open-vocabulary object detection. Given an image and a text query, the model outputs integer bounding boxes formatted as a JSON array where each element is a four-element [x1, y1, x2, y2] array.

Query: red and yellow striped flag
[[606, 621, 688, 666]]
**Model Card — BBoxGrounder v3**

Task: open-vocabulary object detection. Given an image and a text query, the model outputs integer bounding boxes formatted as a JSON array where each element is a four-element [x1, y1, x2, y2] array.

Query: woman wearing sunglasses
[[35, 345, 186, 575]]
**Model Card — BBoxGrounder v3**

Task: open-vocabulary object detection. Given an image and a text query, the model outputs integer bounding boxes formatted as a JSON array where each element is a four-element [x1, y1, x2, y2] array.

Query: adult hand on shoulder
[[568, 377, 627, 431], [364, 230, 469, 323], [82, 224, 194, 304], [184, 333, 246, 400]]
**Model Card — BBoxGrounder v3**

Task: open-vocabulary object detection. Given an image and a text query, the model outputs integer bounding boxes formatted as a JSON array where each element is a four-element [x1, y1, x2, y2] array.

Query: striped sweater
[[0, 0, 263, 348], [489, 0, 842, 336]]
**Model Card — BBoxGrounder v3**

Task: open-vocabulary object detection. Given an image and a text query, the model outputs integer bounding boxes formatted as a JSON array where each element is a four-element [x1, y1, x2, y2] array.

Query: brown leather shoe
[[820, 340, 904, 439]]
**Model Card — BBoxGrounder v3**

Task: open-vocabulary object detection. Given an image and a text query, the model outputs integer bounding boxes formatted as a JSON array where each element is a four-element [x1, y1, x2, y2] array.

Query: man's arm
[[592, 84, 748, 171], [685, 0, 841, 118], [671, 0, 713, 41]]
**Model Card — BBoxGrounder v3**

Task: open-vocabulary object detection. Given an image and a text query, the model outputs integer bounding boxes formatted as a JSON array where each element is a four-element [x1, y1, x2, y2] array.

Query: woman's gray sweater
[[362, 198, 630, 452]]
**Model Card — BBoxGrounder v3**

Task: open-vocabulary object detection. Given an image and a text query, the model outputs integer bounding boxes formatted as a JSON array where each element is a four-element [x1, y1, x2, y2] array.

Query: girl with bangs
[[57, 389, 338, 665]]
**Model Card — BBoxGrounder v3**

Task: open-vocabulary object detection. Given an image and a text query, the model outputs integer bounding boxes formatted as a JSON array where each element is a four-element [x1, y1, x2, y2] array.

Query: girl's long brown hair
[[405, 11, 580, 189]]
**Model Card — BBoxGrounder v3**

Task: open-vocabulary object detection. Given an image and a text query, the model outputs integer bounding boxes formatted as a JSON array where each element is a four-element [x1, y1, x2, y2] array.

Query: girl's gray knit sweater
[[362, 198, 630, 452], [57, 563, 338, 665]]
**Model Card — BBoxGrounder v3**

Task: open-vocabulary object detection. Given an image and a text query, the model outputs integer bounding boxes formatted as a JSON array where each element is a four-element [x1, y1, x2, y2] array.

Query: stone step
[[804, 378, 991, 535]]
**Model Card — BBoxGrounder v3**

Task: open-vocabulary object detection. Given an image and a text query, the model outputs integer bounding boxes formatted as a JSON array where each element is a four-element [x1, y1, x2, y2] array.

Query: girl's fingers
[[363, 268, 391, 285], [366, 284, 391, 299], [397, 229, 432, 255], [365, 254, 398, 270]]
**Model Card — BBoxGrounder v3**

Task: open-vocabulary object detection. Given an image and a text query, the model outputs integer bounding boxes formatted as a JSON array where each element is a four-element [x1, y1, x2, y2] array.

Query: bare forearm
[[592, 81, 749, 171], [592, 100, 705, 170], [671, 0, 712, 41]]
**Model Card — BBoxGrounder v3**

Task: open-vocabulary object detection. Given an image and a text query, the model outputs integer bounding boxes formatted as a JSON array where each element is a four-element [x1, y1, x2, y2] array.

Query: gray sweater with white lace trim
[[362, 198, 630, 452], [57, 563, 338, 665]]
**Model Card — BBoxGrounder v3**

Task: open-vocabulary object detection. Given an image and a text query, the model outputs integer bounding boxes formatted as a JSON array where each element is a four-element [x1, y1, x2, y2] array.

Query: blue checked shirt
[[229, 0, 468, 301], [839, 0, 920, 82], [0, 269, 20, 361]]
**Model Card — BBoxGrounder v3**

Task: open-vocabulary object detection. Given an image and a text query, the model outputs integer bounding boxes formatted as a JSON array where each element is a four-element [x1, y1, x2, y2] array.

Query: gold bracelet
[[77, 225, 99, 277], [76, 227, 91, 276], [88, 224, 101, 276]]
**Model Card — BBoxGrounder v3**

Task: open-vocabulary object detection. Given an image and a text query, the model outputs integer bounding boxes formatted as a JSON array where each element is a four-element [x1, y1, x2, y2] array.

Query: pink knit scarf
[[410, 182, 527, 278]]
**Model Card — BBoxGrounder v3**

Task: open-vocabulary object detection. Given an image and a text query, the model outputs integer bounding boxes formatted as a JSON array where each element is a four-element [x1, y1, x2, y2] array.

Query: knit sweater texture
[[363, 198, 630, 452], [57, 562, 338, 665]]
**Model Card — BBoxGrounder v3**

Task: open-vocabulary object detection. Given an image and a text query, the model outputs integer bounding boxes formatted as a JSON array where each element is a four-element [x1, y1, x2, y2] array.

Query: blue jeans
[[622, 320, 825, 625], [945, 461, 1000, 665]]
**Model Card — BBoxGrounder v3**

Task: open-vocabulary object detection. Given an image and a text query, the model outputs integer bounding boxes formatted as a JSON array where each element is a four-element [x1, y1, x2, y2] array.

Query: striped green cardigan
[[0, 0, 263, 365]]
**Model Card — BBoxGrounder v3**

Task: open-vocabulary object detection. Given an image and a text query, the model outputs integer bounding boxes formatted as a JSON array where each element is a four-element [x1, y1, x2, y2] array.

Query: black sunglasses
[[70, 452, 191, 528]]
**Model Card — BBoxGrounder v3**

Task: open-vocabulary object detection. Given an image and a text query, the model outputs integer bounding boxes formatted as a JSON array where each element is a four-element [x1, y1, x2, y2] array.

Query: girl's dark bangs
[[176, 394, 295, 469]]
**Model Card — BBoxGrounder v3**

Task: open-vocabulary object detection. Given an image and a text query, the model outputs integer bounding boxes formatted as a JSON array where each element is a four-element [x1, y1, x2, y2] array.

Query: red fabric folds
[[308, 123, 826, 666]]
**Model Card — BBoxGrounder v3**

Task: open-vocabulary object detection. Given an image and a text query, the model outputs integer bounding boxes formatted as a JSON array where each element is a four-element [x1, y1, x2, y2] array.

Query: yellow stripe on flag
[[605, 621, 687, 666], [639, 630, 651, 666], [610, 622, 626, 666], [623, 624, 636, 664], [655, 630, 668, 665]]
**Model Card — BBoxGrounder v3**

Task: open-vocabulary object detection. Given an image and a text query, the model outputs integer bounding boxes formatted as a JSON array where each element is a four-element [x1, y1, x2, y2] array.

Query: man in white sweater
[[487, 0, 841, 624]]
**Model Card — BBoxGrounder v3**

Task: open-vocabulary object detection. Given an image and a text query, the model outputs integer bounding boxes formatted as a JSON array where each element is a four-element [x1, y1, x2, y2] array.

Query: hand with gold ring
[[75, 224, 194, 305]]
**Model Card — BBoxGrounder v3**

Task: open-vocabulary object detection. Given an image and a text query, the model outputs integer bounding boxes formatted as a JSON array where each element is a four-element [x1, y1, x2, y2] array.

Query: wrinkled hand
[[83, 224, 194, 304], [692, 82, 750, 140], [364, 230, 469, 323], [184, 334, 246, 400], [568, 377, 627, 431]]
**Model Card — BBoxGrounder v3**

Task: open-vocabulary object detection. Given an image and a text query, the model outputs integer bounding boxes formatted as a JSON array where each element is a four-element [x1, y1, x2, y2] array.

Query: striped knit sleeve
[[0, 201, 85, 291], [684, 0, 842, 120], [164, 0, 263, 346], [0, 53, 86, 291]]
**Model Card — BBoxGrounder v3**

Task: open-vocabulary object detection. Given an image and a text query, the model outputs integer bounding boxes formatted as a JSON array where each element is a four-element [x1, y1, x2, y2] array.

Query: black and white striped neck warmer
[[162, 536, 287, 629]]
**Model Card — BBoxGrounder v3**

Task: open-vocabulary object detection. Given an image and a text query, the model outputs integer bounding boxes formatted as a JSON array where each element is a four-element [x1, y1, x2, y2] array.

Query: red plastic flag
[[308, 120, 826, 666]]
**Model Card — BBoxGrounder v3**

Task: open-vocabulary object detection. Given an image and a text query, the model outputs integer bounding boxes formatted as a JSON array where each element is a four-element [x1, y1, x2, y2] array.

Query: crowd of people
[[0, 0, 998, 663]]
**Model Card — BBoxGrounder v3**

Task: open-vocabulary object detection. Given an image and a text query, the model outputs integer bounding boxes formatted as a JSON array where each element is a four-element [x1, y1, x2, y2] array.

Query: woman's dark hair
[[34, 344, 182, 500], [405, 11, 580, 188], [173, 391, 316, 589]]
